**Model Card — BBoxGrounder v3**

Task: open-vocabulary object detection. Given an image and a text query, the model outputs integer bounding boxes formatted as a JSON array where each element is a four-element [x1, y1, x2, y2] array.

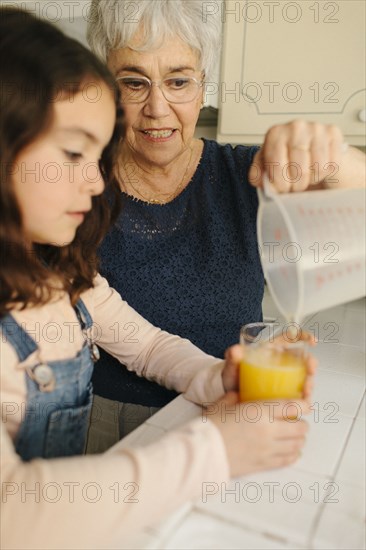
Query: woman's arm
[[324, 145, 366, 189]]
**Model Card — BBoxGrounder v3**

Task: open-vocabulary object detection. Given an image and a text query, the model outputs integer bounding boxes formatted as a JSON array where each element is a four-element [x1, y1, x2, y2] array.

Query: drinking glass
[[239, 322, 307, 402]]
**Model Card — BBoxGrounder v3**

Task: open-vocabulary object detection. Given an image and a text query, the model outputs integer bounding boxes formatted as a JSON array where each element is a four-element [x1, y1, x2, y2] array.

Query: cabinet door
[[217, 0, 366, 145]]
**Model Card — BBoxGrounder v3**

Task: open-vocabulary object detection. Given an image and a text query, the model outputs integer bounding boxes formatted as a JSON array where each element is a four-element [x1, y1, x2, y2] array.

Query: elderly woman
[[85, 0, 365, 452]]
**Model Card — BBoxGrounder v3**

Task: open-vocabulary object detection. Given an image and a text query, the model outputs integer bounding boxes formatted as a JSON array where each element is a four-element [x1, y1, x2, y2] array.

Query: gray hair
[[87, 0, 223, 81]]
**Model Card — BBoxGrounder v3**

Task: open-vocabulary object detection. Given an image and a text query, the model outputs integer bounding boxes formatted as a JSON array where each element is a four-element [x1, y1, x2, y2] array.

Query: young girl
[[0, 8, 314, 549]]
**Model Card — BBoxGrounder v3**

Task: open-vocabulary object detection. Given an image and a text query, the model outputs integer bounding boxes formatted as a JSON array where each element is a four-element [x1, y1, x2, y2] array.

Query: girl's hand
[[248, 120, 345, 192], [221, 332, 317, 401], [209, 392, 310, 477]]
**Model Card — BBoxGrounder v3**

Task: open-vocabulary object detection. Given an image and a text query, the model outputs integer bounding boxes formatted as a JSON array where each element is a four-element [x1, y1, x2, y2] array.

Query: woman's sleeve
[[0, 414, 229, 549], [90, 274, 226, 405]]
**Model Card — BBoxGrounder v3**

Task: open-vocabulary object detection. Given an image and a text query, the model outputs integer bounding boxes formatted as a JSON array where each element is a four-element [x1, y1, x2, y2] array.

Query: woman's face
[[107, 36, 204, 167], [13, 82, 116, 246]]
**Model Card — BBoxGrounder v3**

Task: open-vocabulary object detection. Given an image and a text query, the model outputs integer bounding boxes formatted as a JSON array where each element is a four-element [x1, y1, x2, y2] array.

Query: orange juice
[[239, 346, 306, 401]]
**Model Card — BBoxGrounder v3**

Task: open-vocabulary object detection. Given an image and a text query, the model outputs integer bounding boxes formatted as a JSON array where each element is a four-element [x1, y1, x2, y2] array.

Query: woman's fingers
[[248, 120, 345, 191]]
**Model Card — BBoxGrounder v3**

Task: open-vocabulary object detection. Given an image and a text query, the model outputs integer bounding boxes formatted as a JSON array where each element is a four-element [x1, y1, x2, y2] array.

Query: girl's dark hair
[[0, 8, 123, 316]]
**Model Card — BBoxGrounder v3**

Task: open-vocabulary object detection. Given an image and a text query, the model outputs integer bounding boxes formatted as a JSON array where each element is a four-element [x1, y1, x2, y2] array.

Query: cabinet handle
[[358, 110, 366, 123]]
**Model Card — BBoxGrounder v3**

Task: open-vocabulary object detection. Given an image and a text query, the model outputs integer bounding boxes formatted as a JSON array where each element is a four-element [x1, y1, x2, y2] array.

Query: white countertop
[[117, 290, 366, 550]]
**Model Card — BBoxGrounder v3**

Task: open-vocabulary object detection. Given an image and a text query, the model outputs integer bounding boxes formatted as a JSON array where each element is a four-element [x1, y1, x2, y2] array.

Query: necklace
[[121, 146, 194, 205]]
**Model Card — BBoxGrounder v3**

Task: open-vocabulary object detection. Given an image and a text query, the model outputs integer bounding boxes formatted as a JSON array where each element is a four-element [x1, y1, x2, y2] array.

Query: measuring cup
[[257, 178, 366, 323]]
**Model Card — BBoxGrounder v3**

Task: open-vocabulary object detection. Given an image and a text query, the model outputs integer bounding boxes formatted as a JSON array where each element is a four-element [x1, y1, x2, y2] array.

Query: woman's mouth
[[140, 128, 176, 141]]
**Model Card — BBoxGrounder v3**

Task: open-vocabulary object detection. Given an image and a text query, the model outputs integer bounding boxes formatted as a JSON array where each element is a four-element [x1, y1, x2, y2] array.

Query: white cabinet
[[217, 0, 366, 145]]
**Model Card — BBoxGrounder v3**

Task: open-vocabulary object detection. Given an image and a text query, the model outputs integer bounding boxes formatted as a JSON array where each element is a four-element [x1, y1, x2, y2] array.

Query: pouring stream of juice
[[261, 174, 301, 337]]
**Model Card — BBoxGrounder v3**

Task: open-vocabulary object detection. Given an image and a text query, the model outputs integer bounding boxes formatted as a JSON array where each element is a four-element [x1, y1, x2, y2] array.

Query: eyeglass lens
[[117, 77, 201, 103]]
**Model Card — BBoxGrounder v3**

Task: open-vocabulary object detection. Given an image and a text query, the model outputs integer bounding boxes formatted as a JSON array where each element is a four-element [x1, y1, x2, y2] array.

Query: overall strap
[[0, 314, 38, 362], [73, 298, 93, 330], [73, 298, 100, 363]]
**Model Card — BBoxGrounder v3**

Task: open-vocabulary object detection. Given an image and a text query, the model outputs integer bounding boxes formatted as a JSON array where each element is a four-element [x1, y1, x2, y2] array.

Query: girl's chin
[[32, 235, 76, 247]]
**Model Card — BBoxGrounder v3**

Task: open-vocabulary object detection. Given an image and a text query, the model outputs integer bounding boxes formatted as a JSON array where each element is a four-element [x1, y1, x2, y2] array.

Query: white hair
[[87, 0, 223, 81]]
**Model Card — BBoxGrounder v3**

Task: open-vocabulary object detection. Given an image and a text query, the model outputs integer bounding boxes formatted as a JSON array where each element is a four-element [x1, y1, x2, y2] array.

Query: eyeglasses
[[115, 75, 203, 104]]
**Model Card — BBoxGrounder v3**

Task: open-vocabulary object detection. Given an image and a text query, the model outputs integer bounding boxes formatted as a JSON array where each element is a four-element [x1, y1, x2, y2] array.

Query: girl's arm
[[0, 412, 228, 549], [0, 282, 229, 548], [90, 274, 226, 405], [1, 301, 309, 549]]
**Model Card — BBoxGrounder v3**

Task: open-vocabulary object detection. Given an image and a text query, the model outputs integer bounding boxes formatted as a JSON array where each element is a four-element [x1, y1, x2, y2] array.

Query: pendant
[[32, 363, 56, 392], [148, 197, 163, 205], [90, 343, 100, 362]]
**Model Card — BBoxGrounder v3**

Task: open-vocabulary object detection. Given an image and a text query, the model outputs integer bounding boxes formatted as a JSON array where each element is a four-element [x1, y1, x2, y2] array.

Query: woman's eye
[[166, 78, 189, 89], [64, 150, 82, 161], [126, 79, 146, 90]]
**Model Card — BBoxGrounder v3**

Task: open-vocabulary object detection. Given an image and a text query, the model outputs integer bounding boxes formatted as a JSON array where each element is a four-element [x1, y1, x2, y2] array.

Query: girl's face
[[12, 82, 116, 246]]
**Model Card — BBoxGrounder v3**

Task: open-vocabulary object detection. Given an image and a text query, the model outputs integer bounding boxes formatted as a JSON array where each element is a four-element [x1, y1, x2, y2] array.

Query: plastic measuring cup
[[257, 179, 366, 323]]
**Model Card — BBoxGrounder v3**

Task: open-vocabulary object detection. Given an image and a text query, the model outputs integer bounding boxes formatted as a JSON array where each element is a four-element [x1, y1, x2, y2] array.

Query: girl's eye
[[64, 150, 82, 161]]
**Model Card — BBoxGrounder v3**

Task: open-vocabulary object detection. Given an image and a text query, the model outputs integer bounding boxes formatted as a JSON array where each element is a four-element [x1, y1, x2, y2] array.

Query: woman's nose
[[142, 83, 170, 118]]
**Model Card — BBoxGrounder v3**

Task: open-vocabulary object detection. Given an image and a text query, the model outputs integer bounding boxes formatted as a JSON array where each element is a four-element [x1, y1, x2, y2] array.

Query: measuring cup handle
[[257, 172, 276, 202]]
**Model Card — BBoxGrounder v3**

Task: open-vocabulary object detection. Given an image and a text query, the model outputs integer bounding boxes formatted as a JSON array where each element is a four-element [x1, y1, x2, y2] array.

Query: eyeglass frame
[[115, 74, 205, 104]]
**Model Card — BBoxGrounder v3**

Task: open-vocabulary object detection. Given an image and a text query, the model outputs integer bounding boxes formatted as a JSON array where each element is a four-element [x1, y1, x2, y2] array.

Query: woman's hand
[[248, 120, 365, 191], [209, 392, 310, 477], [221, 332, 317, 401]]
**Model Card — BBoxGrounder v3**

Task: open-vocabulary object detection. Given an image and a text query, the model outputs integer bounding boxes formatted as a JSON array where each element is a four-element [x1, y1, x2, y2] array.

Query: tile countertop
[[118, 290, 366, 550]]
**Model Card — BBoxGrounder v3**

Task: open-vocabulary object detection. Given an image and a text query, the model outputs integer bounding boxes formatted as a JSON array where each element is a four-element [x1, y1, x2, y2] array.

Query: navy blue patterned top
[[92, 139, 264, 406]]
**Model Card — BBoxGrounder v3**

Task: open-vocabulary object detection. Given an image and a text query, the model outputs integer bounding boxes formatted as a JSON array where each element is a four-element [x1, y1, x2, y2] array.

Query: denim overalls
[[0, 299, 97, 461]]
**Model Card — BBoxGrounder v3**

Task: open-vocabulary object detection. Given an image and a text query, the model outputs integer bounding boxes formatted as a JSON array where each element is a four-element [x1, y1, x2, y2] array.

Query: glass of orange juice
[[239, 322, 306, 402]]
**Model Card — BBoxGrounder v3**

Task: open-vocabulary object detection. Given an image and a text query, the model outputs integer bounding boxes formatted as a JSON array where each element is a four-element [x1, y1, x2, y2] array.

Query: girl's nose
[[83, 162, 105, 196]]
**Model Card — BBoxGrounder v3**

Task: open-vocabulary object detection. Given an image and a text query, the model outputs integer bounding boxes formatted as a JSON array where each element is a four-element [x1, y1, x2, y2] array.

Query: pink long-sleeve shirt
[[1, 275, 229, 549]]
